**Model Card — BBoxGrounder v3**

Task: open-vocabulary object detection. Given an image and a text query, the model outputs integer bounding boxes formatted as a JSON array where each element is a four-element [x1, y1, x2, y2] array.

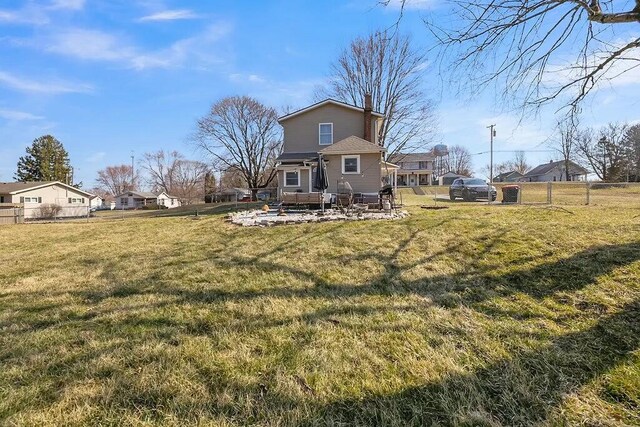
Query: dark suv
[[449, 178, 497, 202]]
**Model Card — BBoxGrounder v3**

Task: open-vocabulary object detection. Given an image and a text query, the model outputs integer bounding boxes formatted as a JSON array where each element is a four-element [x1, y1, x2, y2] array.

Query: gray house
[[493, 171, 524, 182], [522, 160, 588, 182], [388, 152, 435, 187], [275, 97, 398, 200]]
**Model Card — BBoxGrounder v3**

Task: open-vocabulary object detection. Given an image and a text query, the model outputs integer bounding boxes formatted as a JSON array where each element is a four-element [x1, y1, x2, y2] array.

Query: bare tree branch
[[316, 29, 437, 156], [193, 96, 281, 200]]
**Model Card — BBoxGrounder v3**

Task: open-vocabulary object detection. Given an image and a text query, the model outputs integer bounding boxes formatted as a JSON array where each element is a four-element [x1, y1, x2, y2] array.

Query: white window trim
[[342, 155, 360, 174], [319, 123, 333, 145], [284, 170, 301, 187]]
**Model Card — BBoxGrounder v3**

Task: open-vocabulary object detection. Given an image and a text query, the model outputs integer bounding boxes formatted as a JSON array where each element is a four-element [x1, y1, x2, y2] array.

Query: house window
[[285, 170, 300, 187], [21, 196, 42, 203], [121, 198, 128, 205], [419, 161, 428, 169], [342, 155, 360, 174], [0, 196, 4, 203], [319, 123, 333, 145], [68, 197, 85, 203]]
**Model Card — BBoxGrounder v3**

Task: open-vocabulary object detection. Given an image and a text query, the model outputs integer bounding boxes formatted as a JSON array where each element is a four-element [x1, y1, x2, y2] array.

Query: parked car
[[449, 178, 497, 201]]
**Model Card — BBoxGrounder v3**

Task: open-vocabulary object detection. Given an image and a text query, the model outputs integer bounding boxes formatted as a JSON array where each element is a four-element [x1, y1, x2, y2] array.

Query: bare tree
[[96, 165, 135, 196], [139, 150, 180, 195], [219, 166, 248, 190], [317, 29, 437, 155], [139, 150, 210, 204], [511, 151, 531, 175], [549, 120, 580, 181], [382, 0, 640, 112], [170, 159, 210, 204], [194, 96, 281, 200], [576, 123, 629, 181], [444, 145, 473, 176], [623, 124, 640, 181]]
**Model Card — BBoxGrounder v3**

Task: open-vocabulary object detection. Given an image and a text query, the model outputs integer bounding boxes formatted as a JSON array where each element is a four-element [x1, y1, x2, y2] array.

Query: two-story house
[[387, 152, 435, 187], [275, 96, 398, 201]]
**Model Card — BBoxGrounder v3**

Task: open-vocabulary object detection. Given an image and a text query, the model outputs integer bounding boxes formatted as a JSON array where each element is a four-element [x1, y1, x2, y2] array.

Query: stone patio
[[228, 209, 409, 227]]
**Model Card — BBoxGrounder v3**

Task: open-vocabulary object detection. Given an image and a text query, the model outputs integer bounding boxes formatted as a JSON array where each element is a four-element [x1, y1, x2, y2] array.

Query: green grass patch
[[1, 201, 639, 425]]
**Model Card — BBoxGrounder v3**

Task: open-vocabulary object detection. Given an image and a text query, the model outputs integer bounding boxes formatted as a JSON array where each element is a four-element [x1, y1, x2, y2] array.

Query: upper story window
[[419, 161, 428, 169], [319, 123, 333, 145]]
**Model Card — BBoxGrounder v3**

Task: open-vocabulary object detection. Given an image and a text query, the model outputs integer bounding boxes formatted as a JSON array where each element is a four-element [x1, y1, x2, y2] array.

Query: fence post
[[518, 184, 522, 204], [547, 182, 552, 204], [585, 182, 590, 205]]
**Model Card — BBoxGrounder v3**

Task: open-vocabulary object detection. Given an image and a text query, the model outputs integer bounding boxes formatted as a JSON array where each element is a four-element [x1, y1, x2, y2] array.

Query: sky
[[1, 0, 639, 186]]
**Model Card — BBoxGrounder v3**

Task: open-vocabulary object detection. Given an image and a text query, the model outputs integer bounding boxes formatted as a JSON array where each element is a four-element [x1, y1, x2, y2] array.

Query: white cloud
[[87, 151, 106, 163], [138, 9, 199, 22], [49, 0, 85, 11], [229, 73, 266, 84], [46, 28, 135, 61], [0, 6, 49, 25], [41, 23, 232, 70], [0, 109, 43, 121], [384, 0, 438, 10], [0, 71, 93, 94]]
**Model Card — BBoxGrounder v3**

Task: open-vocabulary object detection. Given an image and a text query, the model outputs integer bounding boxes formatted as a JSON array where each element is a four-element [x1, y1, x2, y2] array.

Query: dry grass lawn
[[1, 199, 639, 426]]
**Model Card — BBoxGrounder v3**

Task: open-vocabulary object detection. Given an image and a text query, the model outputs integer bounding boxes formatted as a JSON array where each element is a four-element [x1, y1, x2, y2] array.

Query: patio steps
[[413, 187, 427, 196]]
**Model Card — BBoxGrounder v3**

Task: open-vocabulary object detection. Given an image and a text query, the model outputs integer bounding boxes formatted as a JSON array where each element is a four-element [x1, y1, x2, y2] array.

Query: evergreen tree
[[15, 135, 73, 183]]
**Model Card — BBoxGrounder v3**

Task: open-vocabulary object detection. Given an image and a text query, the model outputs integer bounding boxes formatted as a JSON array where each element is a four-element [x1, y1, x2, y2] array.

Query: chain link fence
[[491, 182, 640, 206]]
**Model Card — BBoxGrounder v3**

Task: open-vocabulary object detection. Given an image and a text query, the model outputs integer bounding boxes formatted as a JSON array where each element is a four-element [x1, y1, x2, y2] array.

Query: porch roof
[[275, 151, 318, 163]]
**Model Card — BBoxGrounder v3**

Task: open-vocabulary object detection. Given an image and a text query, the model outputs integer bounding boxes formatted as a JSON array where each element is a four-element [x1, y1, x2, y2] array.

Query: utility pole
[[487, 124, 496, 203], [130, 151, 135, 190]]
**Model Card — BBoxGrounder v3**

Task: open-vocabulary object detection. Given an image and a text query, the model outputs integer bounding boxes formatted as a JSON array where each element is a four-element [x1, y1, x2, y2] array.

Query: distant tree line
[[550, 122, 640, 182]]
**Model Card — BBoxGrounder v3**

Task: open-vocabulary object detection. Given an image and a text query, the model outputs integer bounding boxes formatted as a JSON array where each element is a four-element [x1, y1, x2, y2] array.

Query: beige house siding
[[278, 168, 311, 194], [9, 184, 90, 219], [282, 104, 379, 153], [324, 153, 382, 194]]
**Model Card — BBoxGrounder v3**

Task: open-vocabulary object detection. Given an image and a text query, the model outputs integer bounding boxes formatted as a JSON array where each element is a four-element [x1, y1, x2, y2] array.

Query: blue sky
[[1, 0, 639, 185]]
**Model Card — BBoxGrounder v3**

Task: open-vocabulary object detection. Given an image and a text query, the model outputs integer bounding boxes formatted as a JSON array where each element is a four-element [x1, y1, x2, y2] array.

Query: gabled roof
[[0, 181, 95, 197], [278, 99, 384, 122], [115, 190, 179, 199], [523, 160, 588, 177], [494, 170, 523, 180], [440, 171, 468, 177], [319, 136, 385, 155], [388, 152, 435, 163]]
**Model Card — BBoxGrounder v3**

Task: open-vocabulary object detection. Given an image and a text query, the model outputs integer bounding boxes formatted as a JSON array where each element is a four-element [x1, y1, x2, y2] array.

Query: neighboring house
[[493, 171, 524, 183], [438, 171, 468, 186], [90, 196, 103, 209], [207, 188, 251, 203], [275, 96, 398, 200], [388, 152, 435, 187], [0, 181, 94, 219], [114, 190, 181, 209], [522, 160, 588, 182]]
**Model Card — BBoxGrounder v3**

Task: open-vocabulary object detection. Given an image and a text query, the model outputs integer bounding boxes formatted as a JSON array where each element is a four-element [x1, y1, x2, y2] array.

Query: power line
[[471, 149, 554, 156]]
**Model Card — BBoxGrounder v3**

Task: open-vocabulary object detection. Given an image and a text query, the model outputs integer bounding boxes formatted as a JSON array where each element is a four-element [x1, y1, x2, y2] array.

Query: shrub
[[37, 203, 62, 219]]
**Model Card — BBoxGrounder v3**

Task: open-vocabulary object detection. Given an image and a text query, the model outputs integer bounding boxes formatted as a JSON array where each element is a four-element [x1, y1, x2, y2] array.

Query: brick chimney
[[363, 93, 372, 142]]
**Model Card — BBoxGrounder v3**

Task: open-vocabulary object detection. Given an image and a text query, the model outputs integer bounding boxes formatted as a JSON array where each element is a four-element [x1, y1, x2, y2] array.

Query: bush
[[37, 203, 62, 219]]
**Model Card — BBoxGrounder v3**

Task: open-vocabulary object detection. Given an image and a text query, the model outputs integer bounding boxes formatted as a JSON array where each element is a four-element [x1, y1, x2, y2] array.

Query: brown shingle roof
[[319, 136, 385, 155], [387, 152, 435, 163], [278, 99, 384, 122]]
